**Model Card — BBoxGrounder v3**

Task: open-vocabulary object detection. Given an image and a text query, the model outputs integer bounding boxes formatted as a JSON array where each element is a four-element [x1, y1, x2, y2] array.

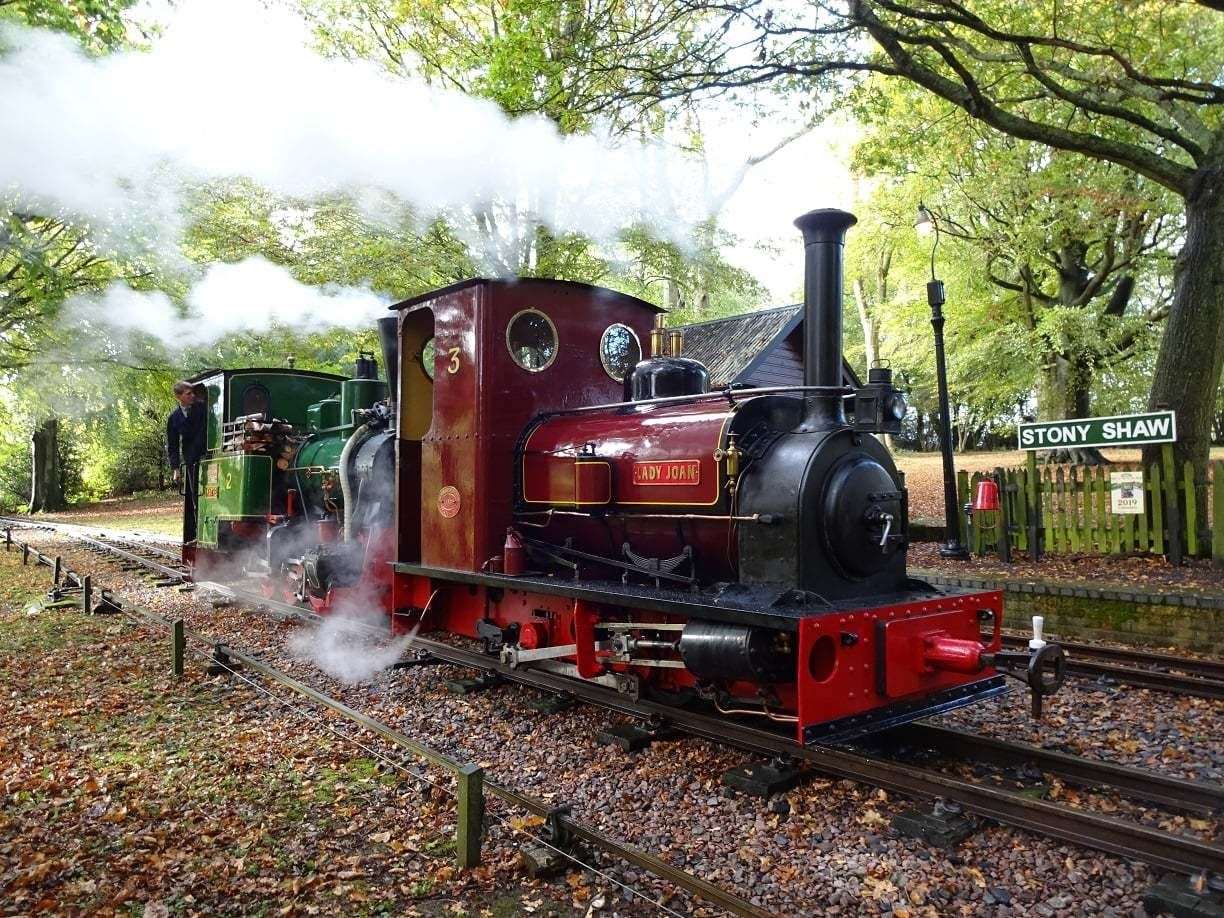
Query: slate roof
[[675, 305, 801, 386]]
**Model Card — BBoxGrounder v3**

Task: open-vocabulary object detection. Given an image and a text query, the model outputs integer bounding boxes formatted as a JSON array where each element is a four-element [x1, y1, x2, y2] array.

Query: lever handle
[[1029, 615, 1046, 650]]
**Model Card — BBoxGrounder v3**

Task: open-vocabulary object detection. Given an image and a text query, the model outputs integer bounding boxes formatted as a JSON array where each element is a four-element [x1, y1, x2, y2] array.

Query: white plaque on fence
[[1110, 471, 1145, 514]]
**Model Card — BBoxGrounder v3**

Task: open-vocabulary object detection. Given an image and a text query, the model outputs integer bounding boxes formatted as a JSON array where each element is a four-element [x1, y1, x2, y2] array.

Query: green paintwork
[[196, 454, 273, 548], [307, 398, 342, 432], [190, 368, 347, 452], [294, 432, 347, 513], [228, 372, 343, 430], [295, 379, 385, 513], [340, 378, 386, 423], [184, 365, 389, 544]]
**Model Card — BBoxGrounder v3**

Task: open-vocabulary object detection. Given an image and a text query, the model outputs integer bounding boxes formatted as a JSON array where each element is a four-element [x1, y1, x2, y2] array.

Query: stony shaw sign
[[1017, 410, 1177, 451]]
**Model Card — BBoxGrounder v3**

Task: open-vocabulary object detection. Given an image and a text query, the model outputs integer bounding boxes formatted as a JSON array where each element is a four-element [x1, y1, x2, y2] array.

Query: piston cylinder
[[678, 620, 796, 683]]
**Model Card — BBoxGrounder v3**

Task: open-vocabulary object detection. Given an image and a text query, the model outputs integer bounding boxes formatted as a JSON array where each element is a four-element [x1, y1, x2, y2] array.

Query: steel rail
[[1002, 632, 1224, 681], [3, 536, 765, 918], [889, 723, 1224, 815], [74, 534, 191, 582], [1061, 660, 1224, 701], [215, 586, 1224, 878], [14, 524, 1224, 877], [999, 634, 1224, 700]]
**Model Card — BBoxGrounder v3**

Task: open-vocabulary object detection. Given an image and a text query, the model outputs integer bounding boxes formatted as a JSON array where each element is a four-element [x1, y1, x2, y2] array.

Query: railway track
[[1001, 632, 1224, 700], [7, 519, 1224, 879], [3, 525, 763, 917], [9, 517, 1222, 701]]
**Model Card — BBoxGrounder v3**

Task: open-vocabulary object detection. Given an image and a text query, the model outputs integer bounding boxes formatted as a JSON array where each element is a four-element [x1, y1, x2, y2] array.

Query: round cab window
[[421, 337, 436, 380], [506, 309, 558, 372], [600, 324, 641, 381]]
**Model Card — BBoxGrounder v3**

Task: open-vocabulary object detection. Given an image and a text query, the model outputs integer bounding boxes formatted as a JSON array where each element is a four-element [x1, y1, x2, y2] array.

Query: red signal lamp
[[972, 478, 1001, 512]]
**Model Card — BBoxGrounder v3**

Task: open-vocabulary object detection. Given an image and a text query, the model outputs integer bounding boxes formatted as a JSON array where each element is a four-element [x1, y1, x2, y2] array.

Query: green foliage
[[844, 73, 1181, 440], [0, 0, 140, 53], [0, 398, 31, 512]]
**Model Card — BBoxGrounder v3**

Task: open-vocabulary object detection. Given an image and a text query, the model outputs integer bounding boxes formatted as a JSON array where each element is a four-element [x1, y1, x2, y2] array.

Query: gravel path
[[18, 530, 1224, 916]]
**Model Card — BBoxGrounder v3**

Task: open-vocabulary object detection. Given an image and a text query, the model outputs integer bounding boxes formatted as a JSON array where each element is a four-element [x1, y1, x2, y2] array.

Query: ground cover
[[29, 492, 182, 538], [909, 543, 1224, 595], [894, 447, 1224, 522], [0, 549, 598, 916]]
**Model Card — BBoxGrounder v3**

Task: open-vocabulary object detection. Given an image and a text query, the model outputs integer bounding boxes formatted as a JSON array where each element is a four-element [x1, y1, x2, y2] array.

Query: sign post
[[1017, 410, 1176, 451], [1017, 410, 1179, 563]]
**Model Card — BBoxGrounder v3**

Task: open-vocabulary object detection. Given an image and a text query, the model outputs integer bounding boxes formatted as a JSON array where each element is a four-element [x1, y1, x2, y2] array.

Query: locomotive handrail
[[539, 383, 854, 417]]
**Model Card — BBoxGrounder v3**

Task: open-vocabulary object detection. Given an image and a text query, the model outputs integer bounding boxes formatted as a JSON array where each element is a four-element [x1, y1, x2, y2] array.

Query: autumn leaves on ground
[[0, 549, 584, 916]]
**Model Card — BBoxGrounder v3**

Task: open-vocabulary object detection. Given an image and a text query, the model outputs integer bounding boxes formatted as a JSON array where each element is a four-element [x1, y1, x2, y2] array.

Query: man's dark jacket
[[166, 402, 207, 470]]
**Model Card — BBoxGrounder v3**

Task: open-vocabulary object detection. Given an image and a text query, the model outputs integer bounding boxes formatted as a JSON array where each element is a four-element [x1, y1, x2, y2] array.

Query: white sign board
[[1110, 471, 1145, 515]]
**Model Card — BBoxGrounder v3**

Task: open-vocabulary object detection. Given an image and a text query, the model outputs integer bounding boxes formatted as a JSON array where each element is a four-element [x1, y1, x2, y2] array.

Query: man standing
[[167, 380, 206, 553]]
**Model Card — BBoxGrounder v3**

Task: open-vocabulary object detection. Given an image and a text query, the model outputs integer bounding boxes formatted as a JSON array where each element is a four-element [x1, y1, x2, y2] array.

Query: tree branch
[[852, 0, 1197, 196]]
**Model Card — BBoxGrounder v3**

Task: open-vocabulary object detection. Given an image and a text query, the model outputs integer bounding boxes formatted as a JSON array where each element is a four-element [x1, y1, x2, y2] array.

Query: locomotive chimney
[[794, 208, 857, 427], [377, 316, 399, 407]]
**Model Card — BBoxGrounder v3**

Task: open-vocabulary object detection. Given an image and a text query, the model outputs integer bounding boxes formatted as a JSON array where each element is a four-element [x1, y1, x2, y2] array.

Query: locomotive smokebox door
[[822, 454, 906, 577]]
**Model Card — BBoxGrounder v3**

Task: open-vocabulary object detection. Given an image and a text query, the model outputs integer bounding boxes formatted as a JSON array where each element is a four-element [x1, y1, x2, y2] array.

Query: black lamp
[[916, 203, 968, 559]]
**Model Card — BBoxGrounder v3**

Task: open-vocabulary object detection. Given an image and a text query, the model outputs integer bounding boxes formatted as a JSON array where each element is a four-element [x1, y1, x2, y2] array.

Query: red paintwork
[[521, 402, 729, 507], [503, 527, 526, 577], [519, 401, 739, 580], [308, 526, 396, 616], [197, 276, 1021, 747], [402, 280, 658, 574], [796, 591, 1003, 738], [393, 562, 1002, 743]]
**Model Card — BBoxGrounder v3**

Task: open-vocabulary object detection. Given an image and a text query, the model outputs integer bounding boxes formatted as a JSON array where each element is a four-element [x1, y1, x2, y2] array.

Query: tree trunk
[[852, 277, 880, 370], [29, 417, 65, 513], [1037, 354, 1076, 422], [852, 276, 895, 449], [1146, 165, 1224, 472]]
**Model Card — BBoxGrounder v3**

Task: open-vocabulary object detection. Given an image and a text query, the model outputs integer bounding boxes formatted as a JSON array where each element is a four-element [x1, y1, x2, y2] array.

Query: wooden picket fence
[[958, 449, 1224, 564]]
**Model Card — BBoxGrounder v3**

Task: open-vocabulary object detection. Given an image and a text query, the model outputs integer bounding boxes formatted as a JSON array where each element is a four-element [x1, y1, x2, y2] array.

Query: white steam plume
[[288, 597, 415, 684], [69, 257, 388, 348], [0, 0, 719, 265]]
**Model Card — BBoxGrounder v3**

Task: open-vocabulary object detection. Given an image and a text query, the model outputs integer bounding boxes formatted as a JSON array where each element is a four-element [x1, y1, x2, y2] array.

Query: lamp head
[[915, 203, 935, 239]]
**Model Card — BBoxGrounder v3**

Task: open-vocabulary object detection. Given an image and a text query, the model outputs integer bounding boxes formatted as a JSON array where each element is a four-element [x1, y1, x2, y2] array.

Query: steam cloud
[[0, 0, 718, 264], [69, 257, 388, 348], [289, 598, 416, 684]]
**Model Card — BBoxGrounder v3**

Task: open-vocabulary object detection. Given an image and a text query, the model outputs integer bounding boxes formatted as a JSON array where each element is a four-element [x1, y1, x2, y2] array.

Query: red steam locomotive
[[191, 209, 1064, 744]]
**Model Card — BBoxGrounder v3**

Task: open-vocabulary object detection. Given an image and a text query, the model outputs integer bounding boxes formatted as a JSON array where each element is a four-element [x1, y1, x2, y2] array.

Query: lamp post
[[916, 204, 969, 559]]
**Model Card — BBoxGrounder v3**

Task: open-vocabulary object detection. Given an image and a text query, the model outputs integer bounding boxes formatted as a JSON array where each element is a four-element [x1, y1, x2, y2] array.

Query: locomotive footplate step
[[722, 757, 805, 797], [1144, 873, 1224, 917], [527, 692, 576, 715], [445, 673, 504, 695], [595, 721, 674, 752], [892, 801, 976, 848]]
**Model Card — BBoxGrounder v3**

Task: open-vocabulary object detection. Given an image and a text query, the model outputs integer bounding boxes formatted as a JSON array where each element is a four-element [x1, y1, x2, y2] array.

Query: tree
[[2, 0, 158, 510], [597, 0, 1224, 468], [301, 0, 793, 313], [27, 416, 62, 512], [851, 80, 1179, 427], [0, 0, 140, 52]]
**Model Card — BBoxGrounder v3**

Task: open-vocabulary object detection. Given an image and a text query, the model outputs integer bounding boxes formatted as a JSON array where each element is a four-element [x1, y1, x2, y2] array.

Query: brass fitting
[[650, 315, 666, 357]]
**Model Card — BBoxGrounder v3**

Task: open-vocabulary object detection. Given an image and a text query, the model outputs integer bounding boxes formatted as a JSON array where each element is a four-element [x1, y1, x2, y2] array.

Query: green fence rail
[[958, 457, 1223, 566]]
